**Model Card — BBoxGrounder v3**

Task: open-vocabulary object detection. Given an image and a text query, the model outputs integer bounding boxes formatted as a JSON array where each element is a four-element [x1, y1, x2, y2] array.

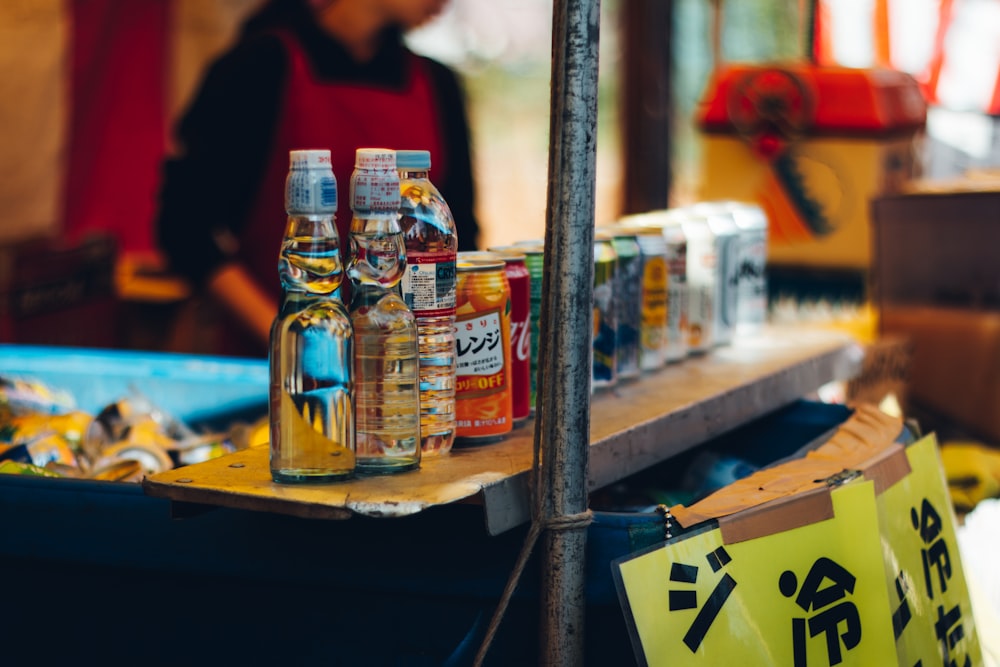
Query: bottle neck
[[346, 211, 406, 289], [399, 169, 430, 181]]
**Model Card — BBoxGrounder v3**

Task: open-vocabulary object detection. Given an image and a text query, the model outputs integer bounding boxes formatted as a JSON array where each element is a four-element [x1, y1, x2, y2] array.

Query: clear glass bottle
[[347, 148, 421, 475], [269, 148, 355, 484], [396, 149, 458, 456]]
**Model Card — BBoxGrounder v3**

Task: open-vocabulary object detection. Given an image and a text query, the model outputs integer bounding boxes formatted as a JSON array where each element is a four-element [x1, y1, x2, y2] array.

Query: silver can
[[725, 201, 769, 336]]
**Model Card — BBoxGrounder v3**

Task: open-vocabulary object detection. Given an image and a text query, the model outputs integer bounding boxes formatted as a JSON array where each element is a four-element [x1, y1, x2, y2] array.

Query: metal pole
[[536, 0, 600, 663]]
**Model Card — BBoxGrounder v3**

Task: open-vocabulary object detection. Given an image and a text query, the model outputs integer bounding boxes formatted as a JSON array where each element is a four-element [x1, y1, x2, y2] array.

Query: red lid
[[697, 63, 927, 139]]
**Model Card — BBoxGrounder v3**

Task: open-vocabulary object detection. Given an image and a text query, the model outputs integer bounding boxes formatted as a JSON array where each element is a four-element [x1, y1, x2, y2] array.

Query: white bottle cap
[[290, 149, 332, 170], [355, 148, 396, 171]]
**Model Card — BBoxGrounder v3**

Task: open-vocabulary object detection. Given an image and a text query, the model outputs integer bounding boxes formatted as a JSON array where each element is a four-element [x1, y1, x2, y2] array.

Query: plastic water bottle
[[347, 148, 420, 475], [396, 150, 457, 456], [269, 148, 355, 483]]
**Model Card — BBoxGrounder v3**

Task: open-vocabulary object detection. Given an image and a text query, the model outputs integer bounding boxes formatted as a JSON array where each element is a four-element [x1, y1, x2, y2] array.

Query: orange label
[[455, 305, 512, 438]]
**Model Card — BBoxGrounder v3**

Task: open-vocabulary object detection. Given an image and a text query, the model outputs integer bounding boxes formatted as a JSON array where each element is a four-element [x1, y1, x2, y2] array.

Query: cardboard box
[[872, 184, 1000, 441], [880, 305, 1000, 442]]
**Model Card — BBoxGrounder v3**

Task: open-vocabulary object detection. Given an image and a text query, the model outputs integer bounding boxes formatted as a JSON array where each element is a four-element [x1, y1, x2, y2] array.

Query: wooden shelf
[[142, 325, 861, 535]]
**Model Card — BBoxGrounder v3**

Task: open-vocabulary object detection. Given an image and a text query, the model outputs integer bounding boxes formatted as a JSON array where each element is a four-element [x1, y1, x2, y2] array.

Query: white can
[[672, 209, 715, 355], [725, 201, 769, 336], [689, 202, 740, 347]]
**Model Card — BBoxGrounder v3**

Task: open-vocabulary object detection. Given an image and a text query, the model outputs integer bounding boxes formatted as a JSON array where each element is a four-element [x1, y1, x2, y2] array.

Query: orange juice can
[[454, 253, 513, 444]]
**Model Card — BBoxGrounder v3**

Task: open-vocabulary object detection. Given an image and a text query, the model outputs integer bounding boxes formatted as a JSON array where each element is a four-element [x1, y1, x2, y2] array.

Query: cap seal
[[289, 149, 332, 169], [355, 147, 396, 170]]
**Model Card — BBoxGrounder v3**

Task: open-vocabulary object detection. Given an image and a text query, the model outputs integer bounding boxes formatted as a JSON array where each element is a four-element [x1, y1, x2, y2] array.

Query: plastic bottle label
[[402, 253, 457, 316], [350, 171, 400, 213]]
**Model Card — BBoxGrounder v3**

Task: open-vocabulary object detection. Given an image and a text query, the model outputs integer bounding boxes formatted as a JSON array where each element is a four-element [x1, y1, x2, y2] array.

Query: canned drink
[[487, 247, 532, 424], [518, 242, 544, 411], [671, 210, 715, 355], [629, 224, 669, 370], [690, 202, 740, 346], [453, 253, 513, 444], [592, 232, 618, 390], [605, 225, 642, 380], [725, 201, 769, 335], [630, 210, 690, 362]]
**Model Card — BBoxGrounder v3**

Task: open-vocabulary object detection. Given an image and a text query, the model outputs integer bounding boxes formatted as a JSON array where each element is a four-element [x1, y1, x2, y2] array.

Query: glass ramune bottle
[[347, 148, 421, 475], [396, 149, 458, 456], [269, 148, 355, 483]]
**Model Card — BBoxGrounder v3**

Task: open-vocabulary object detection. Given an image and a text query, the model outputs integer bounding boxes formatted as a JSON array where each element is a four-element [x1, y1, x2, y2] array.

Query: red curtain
[[63, 0, 169, 255]]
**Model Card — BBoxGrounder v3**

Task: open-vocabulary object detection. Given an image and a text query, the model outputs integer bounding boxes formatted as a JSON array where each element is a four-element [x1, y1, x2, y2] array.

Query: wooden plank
[[143, 325, 860, 533]]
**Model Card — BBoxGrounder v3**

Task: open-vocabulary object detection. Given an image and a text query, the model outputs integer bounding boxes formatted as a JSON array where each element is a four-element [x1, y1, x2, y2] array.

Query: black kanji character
[[780, 557, 862, 667], [911, 498, 952, 599]]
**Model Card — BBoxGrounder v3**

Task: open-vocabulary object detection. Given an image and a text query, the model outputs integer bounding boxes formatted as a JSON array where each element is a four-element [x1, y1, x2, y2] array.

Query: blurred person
[[156, 0, 480, 357]]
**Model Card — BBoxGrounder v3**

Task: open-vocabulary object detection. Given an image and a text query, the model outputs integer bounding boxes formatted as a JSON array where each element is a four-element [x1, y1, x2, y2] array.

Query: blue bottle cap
[[395, 150, 431, 171]]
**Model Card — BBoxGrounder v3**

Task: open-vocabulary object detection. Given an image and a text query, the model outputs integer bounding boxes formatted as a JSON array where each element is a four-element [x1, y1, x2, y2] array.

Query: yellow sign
[[878, 433, 983, 666], [614, 480, 898, 666]]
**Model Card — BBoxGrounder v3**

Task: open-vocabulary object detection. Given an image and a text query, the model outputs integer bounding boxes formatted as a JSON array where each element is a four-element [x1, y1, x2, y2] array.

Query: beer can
[[488, 247, 533, 424], [725, 201, 769, 336], [593, 232, 618, 390], [605, 225, 642, 380], [629, 224, 669, 370], [690, 202, 740, 347], [453, 253, 513, 444], [673, 210, 715, 354], [625, 210, 689, 362]]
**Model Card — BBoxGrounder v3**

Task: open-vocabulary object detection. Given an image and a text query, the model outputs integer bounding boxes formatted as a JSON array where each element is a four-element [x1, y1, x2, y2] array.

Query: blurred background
[[2, 0, 996, 254]]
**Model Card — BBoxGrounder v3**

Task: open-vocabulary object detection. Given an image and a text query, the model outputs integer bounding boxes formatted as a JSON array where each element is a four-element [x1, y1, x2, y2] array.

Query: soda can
[[605, 225, 642, 380], [453, 252, 513, 444], [488, 246, 533, 424], [517, 242, 544, 412], [592, 232, 618, 390], [628, 223, 669, 370], [690, 202, 740, 346], [725, 201, 769, 336]]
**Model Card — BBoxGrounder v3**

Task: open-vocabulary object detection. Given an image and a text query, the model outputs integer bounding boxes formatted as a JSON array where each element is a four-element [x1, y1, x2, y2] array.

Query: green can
[[606, 226, 641, 380], [592, 232, 618, 390]]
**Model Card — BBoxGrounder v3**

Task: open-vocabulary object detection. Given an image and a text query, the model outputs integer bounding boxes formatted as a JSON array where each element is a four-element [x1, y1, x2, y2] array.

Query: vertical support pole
[[536, 0, 600, 663]]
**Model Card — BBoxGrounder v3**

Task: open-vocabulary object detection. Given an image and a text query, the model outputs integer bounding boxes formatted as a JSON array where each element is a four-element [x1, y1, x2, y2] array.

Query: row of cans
[[597, 200, 769, 388], [450, 200, 769, 442]]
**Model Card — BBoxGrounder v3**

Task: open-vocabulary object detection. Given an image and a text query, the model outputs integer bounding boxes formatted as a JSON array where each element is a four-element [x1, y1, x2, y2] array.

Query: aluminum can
[[673, 210, 715, 354], [592, 232, 618, 390], [606, 226, 642, 380], [626, 210, 690, 362], [630, 224, 669, 370], [453, 253, 513, 444], [725, 200, 769, 335], [518, 243, 545, 412], [488, 247, 533, 424], [690, 202, 740, 346]]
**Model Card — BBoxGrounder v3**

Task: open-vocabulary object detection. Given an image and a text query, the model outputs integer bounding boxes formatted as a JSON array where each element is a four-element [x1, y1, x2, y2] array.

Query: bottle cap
[[289, 149, 332, 170], [395, 150, 431, 171], [354, 148, 396, 171], [286, 149, 337, 213]]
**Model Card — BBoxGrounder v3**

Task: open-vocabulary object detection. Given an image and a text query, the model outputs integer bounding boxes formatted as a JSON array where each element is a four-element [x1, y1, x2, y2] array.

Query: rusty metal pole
[[536, 0, 600, 663]]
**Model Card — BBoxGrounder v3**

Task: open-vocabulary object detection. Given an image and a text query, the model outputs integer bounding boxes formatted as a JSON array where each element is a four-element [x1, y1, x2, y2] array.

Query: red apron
[[223, 31, 447, 356]]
